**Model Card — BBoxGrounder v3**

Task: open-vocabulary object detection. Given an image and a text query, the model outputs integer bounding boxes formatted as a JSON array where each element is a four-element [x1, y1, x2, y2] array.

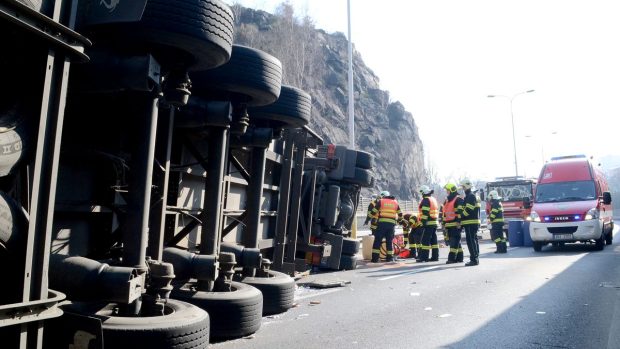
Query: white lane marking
[[294, 288, 343, 301], [378, 265, 442, 281]]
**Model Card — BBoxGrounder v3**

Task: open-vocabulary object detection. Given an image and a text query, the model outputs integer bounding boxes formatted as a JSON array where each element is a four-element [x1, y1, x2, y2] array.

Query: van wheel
[[533, 242, 543, 252], [595, 234, 605, 251], [605, 230, 613, 245]]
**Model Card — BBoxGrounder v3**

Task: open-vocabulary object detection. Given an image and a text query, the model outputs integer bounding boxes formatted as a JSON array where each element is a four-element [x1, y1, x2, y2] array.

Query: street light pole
[[346, 0, 355, 149], [487, 89, 535, 177]]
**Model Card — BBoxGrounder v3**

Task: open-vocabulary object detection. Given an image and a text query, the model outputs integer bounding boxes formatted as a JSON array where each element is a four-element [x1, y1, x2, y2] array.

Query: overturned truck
[[0, 0, 374, 348]]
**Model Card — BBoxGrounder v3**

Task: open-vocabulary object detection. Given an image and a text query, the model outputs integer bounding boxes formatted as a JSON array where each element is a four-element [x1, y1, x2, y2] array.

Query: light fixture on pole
[[487, 89, 535, 176]]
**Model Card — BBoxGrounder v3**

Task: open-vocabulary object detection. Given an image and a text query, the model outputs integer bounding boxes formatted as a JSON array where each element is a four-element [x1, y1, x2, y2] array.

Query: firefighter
[[460, 179, 481, 266], [363, 194, 379, 235], [370, 191, 403, 263], [488, 190, 507, 253], [417, 185, 439, 262], [400, 213, 422, 259], [442, 183, 465, 264]]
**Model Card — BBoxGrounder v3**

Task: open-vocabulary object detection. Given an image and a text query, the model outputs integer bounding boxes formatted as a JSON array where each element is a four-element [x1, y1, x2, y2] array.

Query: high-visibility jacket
[[419, 196, 438, 227], [401, 213, 422, 232], [366, 199, 378, 229], [371, 197, 402, 224], [442, 194, 464, 228], [461, 190, 481, 226], [489, 199, 504, 226]]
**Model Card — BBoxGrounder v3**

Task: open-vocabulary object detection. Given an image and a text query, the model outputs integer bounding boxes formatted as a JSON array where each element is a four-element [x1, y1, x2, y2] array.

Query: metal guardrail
[[357, 197, 419, 215]]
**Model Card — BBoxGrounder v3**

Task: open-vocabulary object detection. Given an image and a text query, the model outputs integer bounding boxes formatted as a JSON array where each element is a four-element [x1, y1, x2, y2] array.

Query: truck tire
[[58, 299, 210, 349], [85, 0, 234, 71], [342, 238, 360, 255], [355, 150, 374, 170], [191, 45, 283, 106], [533, 241, 543, 252], [240, 270, 295, 315], [247, 85, 311, 129], [172, 281, 262, 340], [339, 254, 357, 270], [342, 167, 373, 187], [0, 115, 30, 177]]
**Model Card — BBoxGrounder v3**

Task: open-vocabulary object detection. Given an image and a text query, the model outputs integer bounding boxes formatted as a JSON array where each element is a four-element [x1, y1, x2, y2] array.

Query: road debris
[[310, 300, 321, 305], [424, 307, 432, 311], [536, 311, 546, 315], [296, 314, 310, 319], [410, 292, 420, 296], [438, 314, 452, 318]]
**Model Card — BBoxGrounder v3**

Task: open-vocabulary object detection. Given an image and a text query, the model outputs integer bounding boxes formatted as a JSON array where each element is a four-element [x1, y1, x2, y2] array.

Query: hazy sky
[[225, 0, 620, 182]]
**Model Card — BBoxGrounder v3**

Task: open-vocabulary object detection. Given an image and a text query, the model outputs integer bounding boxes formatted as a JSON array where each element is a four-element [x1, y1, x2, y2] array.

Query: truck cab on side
[[527, 155, 613, 251]]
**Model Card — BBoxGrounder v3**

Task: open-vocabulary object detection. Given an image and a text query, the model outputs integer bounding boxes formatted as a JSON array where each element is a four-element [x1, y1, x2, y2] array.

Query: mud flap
[[320, 233, 343, 270], [45, 311, 103, 349]]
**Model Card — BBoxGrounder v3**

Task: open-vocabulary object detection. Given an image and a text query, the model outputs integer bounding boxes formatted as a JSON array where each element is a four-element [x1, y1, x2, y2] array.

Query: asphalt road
[[212, 228, 620, 349]]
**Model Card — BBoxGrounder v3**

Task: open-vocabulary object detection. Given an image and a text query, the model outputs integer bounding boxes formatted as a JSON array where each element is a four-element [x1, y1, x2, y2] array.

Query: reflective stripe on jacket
[[371, 197, 402, 224], [442, 195, 463, 228], [461, 191, 481, 225], [419, 196, 438, 226], [489, 199, 504, 224]]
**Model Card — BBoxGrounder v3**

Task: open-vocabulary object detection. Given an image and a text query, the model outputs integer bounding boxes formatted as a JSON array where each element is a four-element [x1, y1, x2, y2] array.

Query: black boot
[[446, 251, 457, 264], [408, 248, 417, 259], [386, 255, 394, 262], [417, 249, 429, 262], [456, 250, 464, 262], [371, 252, 379, 263], [430, 248, 439, 261], [465, 259, 479, 266], [494, 242, 501, 253], [501, 241, 508, 253]]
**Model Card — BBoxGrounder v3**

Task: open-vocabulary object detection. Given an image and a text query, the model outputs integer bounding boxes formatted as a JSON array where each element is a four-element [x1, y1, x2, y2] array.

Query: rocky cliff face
[[231, 5, 427, 199]]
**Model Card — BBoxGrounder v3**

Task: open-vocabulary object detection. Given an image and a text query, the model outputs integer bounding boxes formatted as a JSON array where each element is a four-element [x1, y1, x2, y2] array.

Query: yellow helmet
[[444, 183, 458, 193]]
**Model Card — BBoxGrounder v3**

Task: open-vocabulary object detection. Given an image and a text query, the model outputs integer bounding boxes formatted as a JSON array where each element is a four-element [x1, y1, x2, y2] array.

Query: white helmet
[[460, 178, 473, 190], [419, 185, 432, 195], [488, 190, 501, 200], [380, 190, 390, 197]]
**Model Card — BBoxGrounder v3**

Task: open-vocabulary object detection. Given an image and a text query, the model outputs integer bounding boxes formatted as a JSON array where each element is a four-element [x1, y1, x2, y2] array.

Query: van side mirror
[[523, 197, 532, 209], [603, 192, 612, 205]]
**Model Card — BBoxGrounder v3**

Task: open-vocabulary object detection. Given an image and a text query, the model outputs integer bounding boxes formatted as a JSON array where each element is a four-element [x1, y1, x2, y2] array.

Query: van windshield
[[534, 180, 596, 203]]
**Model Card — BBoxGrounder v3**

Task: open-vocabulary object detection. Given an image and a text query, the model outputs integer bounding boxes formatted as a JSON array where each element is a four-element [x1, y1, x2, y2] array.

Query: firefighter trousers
[[491, 225, 507, 253], [409, 227, 423, 257], [446, 227, 463, 262], [419, 226, 437, 261], [371, 222, 395, 262], [464, 224, 480, 263]]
